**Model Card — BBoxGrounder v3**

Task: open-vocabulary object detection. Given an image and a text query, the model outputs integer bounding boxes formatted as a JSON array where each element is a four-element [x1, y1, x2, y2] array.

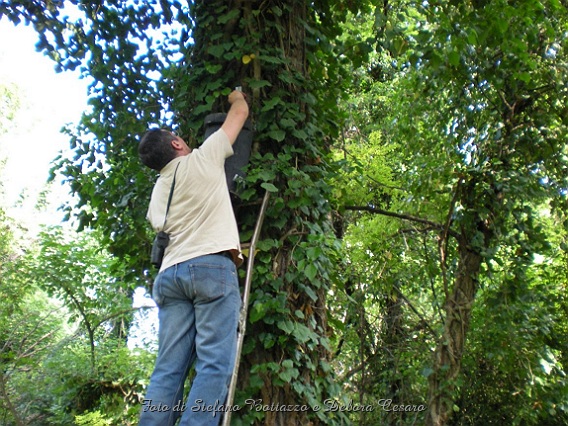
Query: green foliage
[[2, 0, 193, 282], [26, 226, 134, 361], [0, 288, 66, 425], [457, 224, 568, 424], [0, 82, 21, 134], [0, 215, 153, 425], [0, 24, 153, 425], [330, 1, 568, 425], [11, 337, 154, 425], [75, 411, 112, 426]]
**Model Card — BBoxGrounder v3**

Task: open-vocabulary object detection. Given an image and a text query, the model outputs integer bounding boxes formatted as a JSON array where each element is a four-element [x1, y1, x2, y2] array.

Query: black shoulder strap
[[162, 162, 180, 230]]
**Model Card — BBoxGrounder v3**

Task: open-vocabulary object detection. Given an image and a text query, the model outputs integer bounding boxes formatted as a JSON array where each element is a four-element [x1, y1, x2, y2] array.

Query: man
[[138, 90, 249, 426]]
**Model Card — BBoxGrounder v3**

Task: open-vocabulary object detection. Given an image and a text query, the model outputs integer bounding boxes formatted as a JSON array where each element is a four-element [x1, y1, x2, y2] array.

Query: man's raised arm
[[221, 90, 249, 145]]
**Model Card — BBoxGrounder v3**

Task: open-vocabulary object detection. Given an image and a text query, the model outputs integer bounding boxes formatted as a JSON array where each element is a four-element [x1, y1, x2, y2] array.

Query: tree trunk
[[426, 242, 482, 426], [383, 289, 406, 426], [425, 172, 497, 426]]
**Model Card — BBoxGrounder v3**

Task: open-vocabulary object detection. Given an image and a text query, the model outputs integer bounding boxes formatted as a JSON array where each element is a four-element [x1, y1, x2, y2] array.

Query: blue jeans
[[139, 253, 241, 426]]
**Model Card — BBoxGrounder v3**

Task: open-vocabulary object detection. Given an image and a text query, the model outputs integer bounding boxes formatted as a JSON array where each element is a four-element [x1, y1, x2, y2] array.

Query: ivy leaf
[[305, 263, 318, 281], [277, 320, 294, 334], [248, 79, 271, 89], [261, 96, 282, 111], [217, 9, 239, 24], [208, 44, 226, 58], [250, 302, 267, 323], [303, 285, 318, 302], [279, 366, 299, 382], [267, 129, 286, 142], [261, 182, 278, 192]]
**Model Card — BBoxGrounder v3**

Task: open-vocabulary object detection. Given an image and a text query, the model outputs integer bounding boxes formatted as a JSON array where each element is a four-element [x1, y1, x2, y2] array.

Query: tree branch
[[0, 372, 25, 426], [344, 205, 459, 239], [392, 283, 437, 339]]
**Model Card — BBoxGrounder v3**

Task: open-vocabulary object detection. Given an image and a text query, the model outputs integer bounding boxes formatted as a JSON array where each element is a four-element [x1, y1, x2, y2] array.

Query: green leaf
[[217, 9, 240, 24], [268, 129, 286, 142], [303, 285, 318, 302], [261, 97, 283, 112], [278, 366, 299, 382], [260, 183, 278, 192], [277, 319, 294, 334], [448, 50, 460, 66], [250, 302, 267, 323], [205, 63, 223, 74], [248, 79, 272, 89], [305, 263, 318, 281], [207, 44, 226, 58]]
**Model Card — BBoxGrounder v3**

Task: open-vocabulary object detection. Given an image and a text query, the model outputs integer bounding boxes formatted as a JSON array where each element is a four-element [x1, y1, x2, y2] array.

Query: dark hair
[[138, 129, 177, 170]]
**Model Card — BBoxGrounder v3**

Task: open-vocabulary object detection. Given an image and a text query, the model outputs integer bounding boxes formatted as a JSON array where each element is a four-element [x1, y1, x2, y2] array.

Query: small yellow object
[[241, 247, 259, 258], [242, 53, 256, 64]]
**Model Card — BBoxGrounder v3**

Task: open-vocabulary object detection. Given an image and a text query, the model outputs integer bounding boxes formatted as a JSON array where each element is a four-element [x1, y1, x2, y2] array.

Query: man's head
[[138, 128, 191, 171]]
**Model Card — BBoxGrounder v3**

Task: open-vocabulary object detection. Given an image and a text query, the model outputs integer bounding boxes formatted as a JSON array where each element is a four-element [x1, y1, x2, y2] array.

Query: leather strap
[[162, 162, 180, 230]]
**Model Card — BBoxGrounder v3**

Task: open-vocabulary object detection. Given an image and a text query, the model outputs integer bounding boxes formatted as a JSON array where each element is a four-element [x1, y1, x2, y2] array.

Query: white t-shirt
[[147, 129, 242, 271]]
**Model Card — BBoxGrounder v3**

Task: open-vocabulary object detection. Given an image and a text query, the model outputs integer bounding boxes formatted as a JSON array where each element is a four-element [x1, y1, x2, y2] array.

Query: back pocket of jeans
[[190, 263, 226, 301]]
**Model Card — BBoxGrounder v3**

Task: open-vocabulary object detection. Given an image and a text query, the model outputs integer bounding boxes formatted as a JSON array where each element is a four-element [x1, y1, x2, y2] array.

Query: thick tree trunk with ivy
[[179, 1, 344, 425]]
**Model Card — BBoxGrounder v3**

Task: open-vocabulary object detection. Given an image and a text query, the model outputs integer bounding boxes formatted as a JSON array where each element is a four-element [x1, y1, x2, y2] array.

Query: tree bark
[[425, 172, 495, 426], [426, 242, 482, 426]]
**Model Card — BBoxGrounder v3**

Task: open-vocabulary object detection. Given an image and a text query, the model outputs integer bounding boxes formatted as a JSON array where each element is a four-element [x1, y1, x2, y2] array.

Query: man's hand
[[222, 90, 249, 145], [228, 89, 247, 104]]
